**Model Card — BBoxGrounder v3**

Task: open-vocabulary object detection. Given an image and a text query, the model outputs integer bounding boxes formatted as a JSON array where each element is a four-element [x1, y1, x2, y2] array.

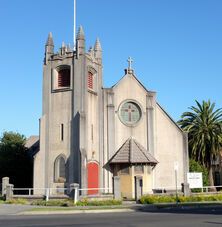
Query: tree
[[0, 131, 33, 188], [178, 100, 222, 187]]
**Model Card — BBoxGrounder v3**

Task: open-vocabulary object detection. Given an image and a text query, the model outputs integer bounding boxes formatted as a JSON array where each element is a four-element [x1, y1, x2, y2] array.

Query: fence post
[[70, 183, 79, 204], [45, 188, 49, 201], [6, 184, 13, 201], [2, 177, 9, 197], [113, 176, 121, 200]]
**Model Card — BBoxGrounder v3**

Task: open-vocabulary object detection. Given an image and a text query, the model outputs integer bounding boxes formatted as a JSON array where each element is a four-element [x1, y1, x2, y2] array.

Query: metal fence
[[13, 187, 70, 196], [191, 185, 222, 194], [11, 187, 113, 203], [144, 185, 222, 195], [6, 185, 222, 203]]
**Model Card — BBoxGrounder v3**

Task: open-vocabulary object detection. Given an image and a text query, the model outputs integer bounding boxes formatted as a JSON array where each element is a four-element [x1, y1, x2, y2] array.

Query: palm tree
[[178, 100, 222, 187]]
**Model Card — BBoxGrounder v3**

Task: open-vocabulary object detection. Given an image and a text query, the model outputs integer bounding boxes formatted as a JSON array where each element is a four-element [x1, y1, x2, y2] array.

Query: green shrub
[[140, 195, 176, 204], [76, 199, 122, 206], [31, 199, 122, 207], [31, 199, 72, 207], [5, 198, 28, 205], [140, 194, 222, 204]]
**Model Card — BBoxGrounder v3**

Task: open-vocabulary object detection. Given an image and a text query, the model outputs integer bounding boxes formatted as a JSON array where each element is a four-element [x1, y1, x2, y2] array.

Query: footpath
[[0, 202, 222, 216]]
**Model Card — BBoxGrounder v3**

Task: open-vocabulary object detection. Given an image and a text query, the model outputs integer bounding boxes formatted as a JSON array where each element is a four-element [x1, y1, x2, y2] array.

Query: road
[[0, 208, 222, 227]]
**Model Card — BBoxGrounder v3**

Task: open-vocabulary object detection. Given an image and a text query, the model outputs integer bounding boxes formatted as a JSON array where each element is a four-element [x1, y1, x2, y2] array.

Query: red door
[[87, 162, 99, 195]]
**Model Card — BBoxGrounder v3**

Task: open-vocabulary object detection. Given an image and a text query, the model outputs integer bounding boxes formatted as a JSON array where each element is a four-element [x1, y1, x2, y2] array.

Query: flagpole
[[73, 0, 76, 51]]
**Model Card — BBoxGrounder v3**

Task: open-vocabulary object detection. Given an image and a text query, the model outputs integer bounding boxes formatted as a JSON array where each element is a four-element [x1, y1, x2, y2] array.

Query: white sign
[[187, 172, 203, 189]]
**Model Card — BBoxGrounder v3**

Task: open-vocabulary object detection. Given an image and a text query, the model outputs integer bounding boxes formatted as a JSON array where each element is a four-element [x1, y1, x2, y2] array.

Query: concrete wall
[[34, 37, 104, 193], [154, 104, 186, 189], [113, 73, 148, 152], [33, 116, 46, 193], [103, 70, 188, 194], [85, 55, 103, 189]]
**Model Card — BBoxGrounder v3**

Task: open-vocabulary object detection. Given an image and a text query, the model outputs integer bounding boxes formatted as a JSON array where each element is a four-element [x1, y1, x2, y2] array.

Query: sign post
[[174, 161, 179, 204]]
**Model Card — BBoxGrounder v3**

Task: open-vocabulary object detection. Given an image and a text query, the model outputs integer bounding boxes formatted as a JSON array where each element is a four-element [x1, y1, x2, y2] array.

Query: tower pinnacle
[[94, 38, 102, 51], [77, 26, 85, 40], [94, 38, 102, 62], [46, 32, 54, 46], [45, 32, 54, 64]]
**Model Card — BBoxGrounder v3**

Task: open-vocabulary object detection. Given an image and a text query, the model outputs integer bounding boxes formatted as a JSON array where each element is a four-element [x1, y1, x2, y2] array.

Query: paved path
[[0, 204, 34, 215]]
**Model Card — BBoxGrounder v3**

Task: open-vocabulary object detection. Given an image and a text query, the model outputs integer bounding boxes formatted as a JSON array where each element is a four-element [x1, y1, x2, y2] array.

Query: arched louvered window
[[58, 68, 70, 87], [54, 155, 66, 183], [88, 71, 93, 89]]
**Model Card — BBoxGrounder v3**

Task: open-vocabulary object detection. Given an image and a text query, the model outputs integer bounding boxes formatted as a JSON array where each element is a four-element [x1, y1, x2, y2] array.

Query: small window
[[58, 68, 70, 87], [91, 124, 93, 141], [134, 165, 144, 174], [88, 72, 93, 89], [54, 155, 66, 183], [60, 124, 64, 141], [120, 165, 130, 175]]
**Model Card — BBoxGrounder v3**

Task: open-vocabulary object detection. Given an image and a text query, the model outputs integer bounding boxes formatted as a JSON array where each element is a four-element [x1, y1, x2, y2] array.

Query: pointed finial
[[77, 26, 85, 40], [94, 38, 102, 51], [46, 32, 54, 46]]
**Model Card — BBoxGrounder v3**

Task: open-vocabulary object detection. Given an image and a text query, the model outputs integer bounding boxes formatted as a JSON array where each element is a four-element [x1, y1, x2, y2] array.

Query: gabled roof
[[25, 136, 39, 157], [156, 103, 185, 133], [108, 68, 184, 134], [111, 69, 154, 94], [108, 137, 158, 165]]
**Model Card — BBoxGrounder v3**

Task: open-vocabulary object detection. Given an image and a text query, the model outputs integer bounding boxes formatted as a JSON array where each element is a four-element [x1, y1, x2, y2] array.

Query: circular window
[[119, 101, 142, 126]]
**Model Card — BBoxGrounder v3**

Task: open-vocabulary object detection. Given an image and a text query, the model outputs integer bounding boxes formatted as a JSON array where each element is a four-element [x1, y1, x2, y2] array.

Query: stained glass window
[[120, 101, 141, 125]]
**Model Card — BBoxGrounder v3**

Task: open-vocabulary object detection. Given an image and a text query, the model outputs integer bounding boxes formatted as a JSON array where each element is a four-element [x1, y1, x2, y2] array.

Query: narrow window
[[61, 124, 64, 141], [88, 72, 93, 89], [91, 124, 93, 141], [58, 68, 70, 87], [59, 158, 66, 179]]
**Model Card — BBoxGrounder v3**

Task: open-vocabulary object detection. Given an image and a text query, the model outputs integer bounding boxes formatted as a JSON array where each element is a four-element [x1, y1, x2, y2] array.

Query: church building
[[33, 26, 189, 199]]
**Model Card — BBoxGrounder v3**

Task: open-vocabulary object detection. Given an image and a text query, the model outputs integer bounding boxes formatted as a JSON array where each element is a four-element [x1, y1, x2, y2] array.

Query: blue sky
[[0, 0, 222, 137]]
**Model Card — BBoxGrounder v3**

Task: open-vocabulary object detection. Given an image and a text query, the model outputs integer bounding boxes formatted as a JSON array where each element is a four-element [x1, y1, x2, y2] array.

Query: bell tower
[[33, 26, 104, 193]]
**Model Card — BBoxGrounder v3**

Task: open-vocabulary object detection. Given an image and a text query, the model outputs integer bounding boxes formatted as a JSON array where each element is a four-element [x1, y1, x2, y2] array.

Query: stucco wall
[[154, 104, 185, 189], [33, 115, 46, 193], [48, 90, 72, 188], [113, 74, 148, 151]]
